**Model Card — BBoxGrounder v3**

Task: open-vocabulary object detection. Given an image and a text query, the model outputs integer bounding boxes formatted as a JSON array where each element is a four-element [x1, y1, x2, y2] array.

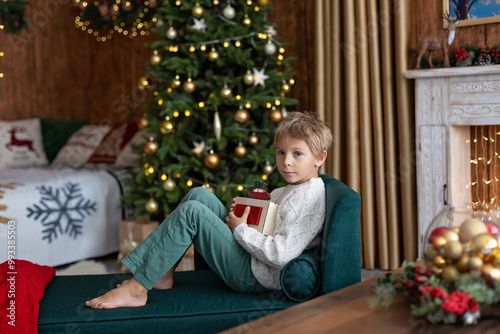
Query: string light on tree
[[116, 0, 298, 216]]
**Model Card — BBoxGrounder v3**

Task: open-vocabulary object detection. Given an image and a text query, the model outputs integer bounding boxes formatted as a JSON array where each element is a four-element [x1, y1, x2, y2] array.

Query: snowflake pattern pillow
[[0, 118, 49, 169], [52, 125, 111, 168]]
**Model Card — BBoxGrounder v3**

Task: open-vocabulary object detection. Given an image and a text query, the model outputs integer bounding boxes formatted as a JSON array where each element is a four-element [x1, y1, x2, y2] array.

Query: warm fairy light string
[[0, 24, 4, 79], [74, 0, 153, 41], [468, 126, 500, 207]]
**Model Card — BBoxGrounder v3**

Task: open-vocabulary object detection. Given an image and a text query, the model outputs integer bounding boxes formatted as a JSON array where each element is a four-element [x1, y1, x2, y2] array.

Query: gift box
[[117, 216, 159, 272]]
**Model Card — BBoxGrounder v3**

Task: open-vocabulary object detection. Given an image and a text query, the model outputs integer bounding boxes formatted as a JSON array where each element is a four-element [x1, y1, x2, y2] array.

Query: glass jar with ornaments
[[423, 203, 500, 283], [371, 203, 500, 326]]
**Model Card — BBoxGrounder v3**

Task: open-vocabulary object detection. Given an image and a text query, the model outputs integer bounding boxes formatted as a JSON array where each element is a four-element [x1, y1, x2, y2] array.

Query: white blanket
[[0, 167, 130, 266]]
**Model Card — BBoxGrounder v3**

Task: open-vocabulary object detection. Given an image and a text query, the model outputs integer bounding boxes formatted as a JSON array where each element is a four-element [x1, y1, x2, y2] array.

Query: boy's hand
[[228, 197, 237, 213], [225, 206, 250, 232]]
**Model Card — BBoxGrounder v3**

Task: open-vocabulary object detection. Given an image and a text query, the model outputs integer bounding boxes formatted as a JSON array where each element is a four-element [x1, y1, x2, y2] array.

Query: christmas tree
[[75, 0, 297, 217]]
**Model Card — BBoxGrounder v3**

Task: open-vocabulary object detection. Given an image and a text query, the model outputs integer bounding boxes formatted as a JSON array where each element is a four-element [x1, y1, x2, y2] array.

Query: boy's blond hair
[[274, 112, 333, 159]]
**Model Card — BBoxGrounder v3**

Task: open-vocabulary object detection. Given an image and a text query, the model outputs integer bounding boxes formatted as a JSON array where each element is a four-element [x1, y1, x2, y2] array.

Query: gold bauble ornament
[[248, 133, 259, 146], [242, 14, 252, 27], [220, 87, 233, 98], [468, 255, 484, 270], [183, 79, 196, 93], [144, 139, 159, 155], [441, 240, 463, 261], [459, 218, 488, 243], [472, 233, 498, 254], [441, 230, 459, 242], [442, 265, 459, 282], [235, 143, 247, 157], [281, 82, 291, 94], [160, 120, 174, 135], [171, 75, 181, 88], [150, 52, 162, 66], [145, 198, 159, 213], [430, 265, 443, 275], [269, 109, 283, 123], [258, 0, 269, 6], [425, 243, 438, 259], [433, 255, 446, 268], [138, 117, 148, 129], [204, 151, 220, 169], [208, 48, 219, 62], [432, 236, 448, 251], [137, 76, 150, 90], [263, 163, 273, 175], [457, 254, 471, 272], [163, 179, 176, 192], [192, 3, 205, 18], [166, 27, 178, 40], [482, 264, 500, 281], [243, 71, 254, 85], [234, 109, 250, 124]]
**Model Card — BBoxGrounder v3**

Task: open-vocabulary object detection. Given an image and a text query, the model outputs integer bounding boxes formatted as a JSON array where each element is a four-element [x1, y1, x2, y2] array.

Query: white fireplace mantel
[[405, 65, 500, 257]]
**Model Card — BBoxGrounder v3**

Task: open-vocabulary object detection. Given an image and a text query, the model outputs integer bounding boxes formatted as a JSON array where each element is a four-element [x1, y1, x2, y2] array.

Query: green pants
[[122, 187, 267, 293]]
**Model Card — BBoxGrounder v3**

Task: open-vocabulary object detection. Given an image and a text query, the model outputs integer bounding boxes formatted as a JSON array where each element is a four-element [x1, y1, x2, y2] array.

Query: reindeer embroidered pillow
[[0, 118, 49, 169]]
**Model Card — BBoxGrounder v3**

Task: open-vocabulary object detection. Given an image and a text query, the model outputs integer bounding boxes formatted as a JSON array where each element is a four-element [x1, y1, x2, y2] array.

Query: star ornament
[[264, 25, 277, 37], [252, 67, 269, 87], [192, 140, 206, 157], [192, 18, 207, 32]]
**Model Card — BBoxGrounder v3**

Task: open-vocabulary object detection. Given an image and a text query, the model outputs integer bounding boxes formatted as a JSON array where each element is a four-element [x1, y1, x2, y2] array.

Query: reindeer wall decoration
[[416, 10, 460, 69]]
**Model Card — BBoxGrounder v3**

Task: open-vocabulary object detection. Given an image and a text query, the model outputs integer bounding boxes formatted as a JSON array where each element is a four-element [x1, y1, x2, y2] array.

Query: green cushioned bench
[[38, 175, 361, 334]]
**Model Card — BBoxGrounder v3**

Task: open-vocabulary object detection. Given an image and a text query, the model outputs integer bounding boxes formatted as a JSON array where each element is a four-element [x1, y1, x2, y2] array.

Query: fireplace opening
[[469, 125, 500, 208]]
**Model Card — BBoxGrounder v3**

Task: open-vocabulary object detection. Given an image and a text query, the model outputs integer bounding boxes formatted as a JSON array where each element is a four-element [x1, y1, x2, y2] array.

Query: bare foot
[[153, 267, 175, 289], [85, 277, 148, 309], [116, 279, 130, 288]]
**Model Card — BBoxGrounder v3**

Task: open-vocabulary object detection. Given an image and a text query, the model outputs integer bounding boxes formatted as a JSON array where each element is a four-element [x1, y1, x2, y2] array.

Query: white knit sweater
[[233, 177, 326, 290]]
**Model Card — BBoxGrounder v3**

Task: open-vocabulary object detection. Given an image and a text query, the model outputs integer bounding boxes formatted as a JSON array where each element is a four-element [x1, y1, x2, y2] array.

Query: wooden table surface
[[221, 273, 500, 334]]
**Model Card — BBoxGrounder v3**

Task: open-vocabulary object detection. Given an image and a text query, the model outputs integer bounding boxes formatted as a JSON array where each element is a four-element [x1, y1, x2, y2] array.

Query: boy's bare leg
[[117, 267, 175, 290], [153, 267, 175, 289], [85, 277, 148, 309]]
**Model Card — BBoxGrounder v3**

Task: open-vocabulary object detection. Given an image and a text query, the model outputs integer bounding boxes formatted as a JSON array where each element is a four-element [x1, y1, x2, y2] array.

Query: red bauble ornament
[[428, 227, 449, 243], [485, 221, 500, 236]]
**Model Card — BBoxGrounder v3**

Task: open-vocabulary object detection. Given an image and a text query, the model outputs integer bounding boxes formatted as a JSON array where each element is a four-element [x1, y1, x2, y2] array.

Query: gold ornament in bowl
[[423, 203, 500, 282]]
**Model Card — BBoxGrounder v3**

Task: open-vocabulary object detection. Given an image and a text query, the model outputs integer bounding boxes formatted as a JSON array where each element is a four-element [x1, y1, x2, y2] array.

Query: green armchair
[[38, 174, 361, 333]]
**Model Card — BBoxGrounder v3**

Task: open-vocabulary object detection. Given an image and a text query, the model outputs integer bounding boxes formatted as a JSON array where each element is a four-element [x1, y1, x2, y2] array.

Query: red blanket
[[1, 260, 55, 334]]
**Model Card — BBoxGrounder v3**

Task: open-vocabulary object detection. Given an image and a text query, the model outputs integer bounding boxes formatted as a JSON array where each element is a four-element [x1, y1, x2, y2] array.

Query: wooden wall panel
[[0, 0, 315, 124]]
